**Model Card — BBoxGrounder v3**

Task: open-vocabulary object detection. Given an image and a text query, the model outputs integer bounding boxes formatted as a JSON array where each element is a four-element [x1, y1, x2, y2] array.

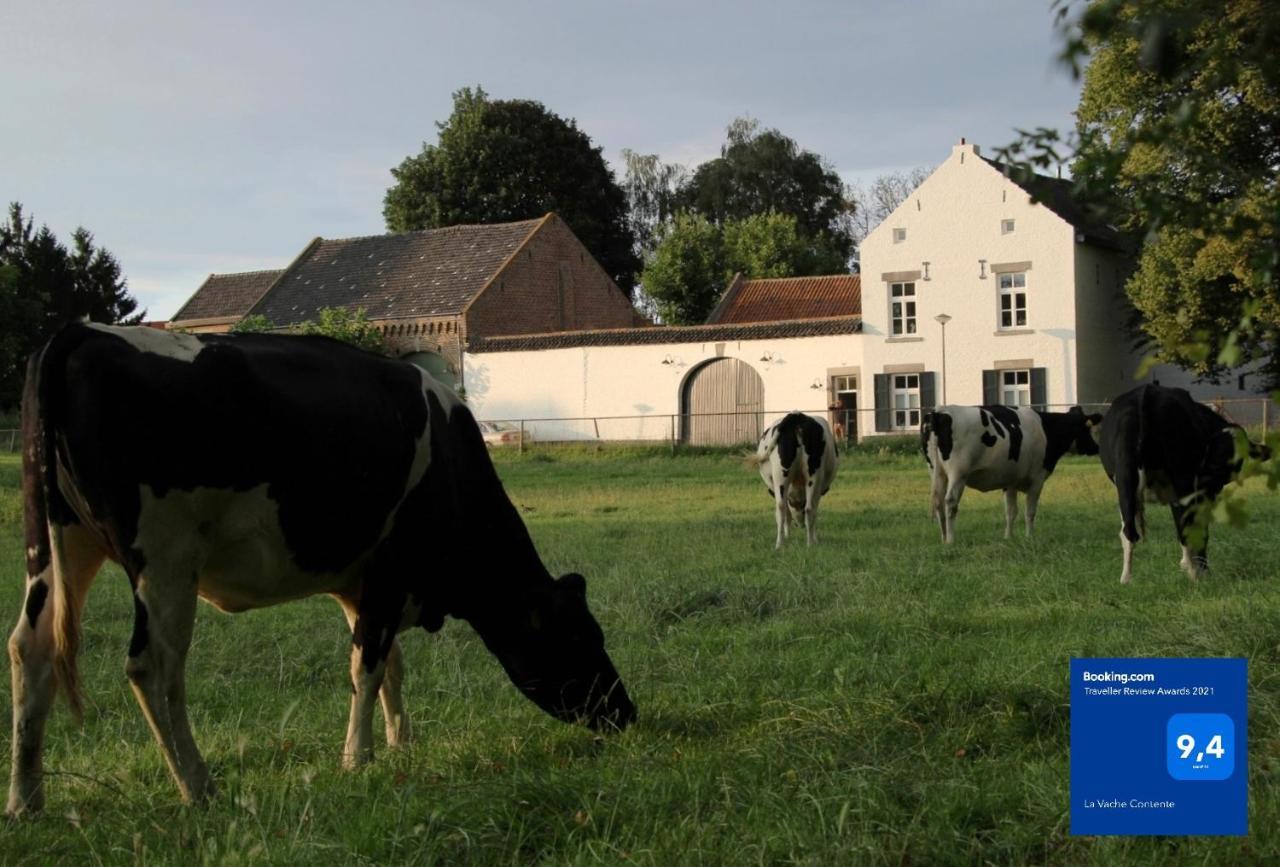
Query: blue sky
[[2, 1, 1082, 319]]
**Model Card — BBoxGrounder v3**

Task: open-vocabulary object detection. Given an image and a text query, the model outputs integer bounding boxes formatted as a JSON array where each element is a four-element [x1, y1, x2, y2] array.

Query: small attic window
[[892, 227, 907, 243], [1001, 219, 1016, 235]]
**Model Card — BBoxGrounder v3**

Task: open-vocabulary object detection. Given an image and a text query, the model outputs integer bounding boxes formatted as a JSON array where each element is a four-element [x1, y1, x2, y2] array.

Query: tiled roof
[[171, 270, 283, 322], [982, 158, 1127, 250], [469, 316, 861, 353], [250, 217, 546, 327], [707, 274, 861, 324]]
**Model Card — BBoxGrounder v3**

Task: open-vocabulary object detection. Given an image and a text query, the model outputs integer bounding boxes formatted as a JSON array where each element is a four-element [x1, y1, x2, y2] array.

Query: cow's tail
[[751, 422, 782, 466], [22, 343, 85, 720]]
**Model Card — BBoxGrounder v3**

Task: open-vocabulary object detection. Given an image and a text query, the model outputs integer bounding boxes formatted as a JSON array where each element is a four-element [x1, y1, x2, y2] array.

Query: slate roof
[[706, 274, 862, 324], [469, 316, 861, 353], [982, 158, 1127, 250], [250, 217, 546, 327], [171, 270, 283, 322]]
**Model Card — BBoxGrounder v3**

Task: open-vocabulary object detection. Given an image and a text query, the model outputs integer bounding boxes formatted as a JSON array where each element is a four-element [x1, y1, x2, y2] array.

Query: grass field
[[1, 444, 1278, 865]]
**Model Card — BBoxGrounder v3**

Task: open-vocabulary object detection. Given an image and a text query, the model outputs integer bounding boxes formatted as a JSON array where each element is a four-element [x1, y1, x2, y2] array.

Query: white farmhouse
[[858, 138, 1135, 434]]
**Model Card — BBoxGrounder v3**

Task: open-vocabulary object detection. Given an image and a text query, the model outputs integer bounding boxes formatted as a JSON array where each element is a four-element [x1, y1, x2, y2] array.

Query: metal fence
[[1, 397, 1275, 455]]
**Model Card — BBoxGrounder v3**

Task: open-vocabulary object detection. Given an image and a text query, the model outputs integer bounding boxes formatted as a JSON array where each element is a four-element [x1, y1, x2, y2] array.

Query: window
[[998, 271, 1027, 329], [1001, 219, 1016, 234], [892, 373, 921, 429], [1001, 369, 1031, 406], [892, 227, 907, 243], [890, 282, 917, 335], [833, 374, 857, 393]]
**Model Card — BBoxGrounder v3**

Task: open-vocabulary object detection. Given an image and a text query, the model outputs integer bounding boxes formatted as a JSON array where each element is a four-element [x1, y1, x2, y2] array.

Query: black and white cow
[[755, 412, 838, 548], [1099, 384, 1271, 583], [921, 405, 1102, 543], [7, 323, 635, 815]]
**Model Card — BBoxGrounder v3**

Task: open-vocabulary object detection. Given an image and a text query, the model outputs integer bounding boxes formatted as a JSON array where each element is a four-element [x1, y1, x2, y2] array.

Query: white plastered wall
[[860, 141, 1087, 417], [463, 333, 862, 441]]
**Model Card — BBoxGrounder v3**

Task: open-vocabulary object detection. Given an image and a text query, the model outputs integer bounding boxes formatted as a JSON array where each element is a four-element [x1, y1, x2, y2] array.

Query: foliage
[[637, 212, 723, 324], [230, 313, 274, 334], [230, 308, 386, 354], [677, 118, 855, 267], [998, 0, 1279, 386], [0, 203, 142, 408], [296, 307, 386, 354], [620, 149, 686, 261], [384, 87, 639, 295], [996, 0, 1279, 552], [639, 211, 845, 324], [2, 450, 1278, 863]]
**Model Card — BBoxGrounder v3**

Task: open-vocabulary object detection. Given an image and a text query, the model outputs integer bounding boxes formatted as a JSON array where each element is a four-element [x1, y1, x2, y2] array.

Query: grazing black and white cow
[[921, 405, 1102, 543], [755, 412, 838, 548], [1099, 384, 1271, 583], [7, 323, 635, 815]]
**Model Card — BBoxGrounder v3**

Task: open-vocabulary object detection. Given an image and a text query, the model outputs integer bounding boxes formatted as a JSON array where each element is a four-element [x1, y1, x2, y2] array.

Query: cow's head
[[1068, 406, 1104, 456], [491, 573, 636, 732]]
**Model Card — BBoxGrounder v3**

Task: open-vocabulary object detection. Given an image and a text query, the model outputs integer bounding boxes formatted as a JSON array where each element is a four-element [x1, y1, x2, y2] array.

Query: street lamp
[[934, 313, 952, 405]]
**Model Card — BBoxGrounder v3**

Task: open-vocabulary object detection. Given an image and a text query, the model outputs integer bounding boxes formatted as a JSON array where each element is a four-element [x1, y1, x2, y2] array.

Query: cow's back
[[38, 323, 434, 578]]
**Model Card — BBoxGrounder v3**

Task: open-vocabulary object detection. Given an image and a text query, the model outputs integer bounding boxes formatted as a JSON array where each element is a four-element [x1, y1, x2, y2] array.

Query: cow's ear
[[558, 573, 587, 597]]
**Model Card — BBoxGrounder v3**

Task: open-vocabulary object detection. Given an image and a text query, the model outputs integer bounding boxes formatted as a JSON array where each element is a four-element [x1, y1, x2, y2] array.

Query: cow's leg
[[7, 522, 104, 816], [1002, 489, 1017, 539], [1024, 481, 1043, 538], [930, 465, 947, 542], [942, 478, 965, 544], [1114, 464, 1142, 584], [124, 570, 212, 804], [337, 597, 409, 749], [1172, 502, 1207, 580], [774, 484, 788, 549], [804, 480, 821, 546]]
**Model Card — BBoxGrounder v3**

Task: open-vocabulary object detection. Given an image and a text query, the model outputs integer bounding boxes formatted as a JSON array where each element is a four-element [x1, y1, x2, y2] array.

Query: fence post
[[519, 419, 525, 455], [1264, 398, 1269, 433], [670, 414, 676, 455]]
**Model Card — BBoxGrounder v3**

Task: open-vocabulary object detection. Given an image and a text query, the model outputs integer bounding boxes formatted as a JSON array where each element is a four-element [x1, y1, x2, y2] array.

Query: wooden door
[[682, 358, 764, 445]]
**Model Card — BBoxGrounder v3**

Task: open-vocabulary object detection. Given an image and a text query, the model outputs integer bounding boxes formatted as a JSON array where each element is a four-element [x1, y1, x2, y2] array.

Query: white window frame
[[998, 271, 1028, 330], [1001, 218, 1016, 235], [892, 227, 907, 243], [1001, 369, 1031, 407], [890, 281, 917, 336], [892, 373, 921, 430]]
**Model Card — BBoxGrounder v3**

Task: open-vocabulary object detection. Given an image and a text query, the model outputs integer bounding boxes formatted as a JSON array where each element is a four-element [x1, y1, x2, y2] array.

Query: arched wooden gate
[[681, 358, 764, 445]]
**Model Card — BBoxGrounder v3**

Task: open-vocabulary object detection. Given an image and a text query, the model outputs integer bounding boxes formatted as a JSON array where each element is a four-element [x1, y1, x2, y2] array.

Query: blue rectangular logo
[[1070, 658, 1247, 836]]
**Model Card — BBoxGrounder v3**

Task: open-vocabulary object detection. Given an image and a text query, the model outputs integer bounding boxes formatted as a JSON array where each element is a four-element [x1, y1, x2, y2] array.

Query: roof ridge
[[209, 268, 286, 278], [487, 314, 864, 341], [314, 217, 548, 247], [740, 273, 857, 283]]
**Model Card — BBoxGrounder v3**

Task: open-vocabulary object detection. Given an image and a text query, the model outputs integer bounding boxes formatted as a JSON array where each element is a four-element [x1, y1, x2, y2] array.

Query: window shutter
[[1030, 367, 1048, 410], [982, 369, 998, 405], [920, 371, 937, 411], [874, 374, 891, 432]]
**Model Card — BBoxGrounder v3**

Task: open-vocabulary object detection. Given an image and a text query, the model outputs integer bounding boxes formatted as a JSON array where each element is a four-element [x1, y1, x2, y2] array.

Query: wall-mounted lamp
[[660, 354, 675, 365], [759, 351, 774, 363], [922, 261, 931, 281], [809, 378, 824, 390], [978, 259, 988, 279]]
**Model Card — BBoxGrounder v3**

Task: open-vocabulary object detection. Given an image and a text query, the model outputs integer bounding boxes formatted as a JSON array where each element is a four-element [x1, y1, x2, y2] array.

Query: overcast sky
[[2, 0, 1082, 320]]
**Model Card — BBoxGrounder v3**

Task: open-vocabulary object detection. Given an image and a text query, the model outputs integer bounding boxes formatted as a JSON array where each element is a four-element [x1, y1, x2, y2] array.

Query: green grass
[[2, 448, 1278, 865]]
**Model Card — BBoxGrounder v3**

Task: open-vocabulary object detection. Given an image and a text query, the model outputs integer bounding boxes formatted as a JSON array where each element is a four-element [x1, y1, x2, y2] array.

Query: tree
[[620, 149, 687, 261], [0, 203, 143, 407], [999, 0, 1279, 386], [640, 211, 841, 325], [384, 87, 640, 295], [997, 0, 1279, 539], [848, 167, 934, 258], [677, 118, 856, 267], [639, 213, 723, 325]]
